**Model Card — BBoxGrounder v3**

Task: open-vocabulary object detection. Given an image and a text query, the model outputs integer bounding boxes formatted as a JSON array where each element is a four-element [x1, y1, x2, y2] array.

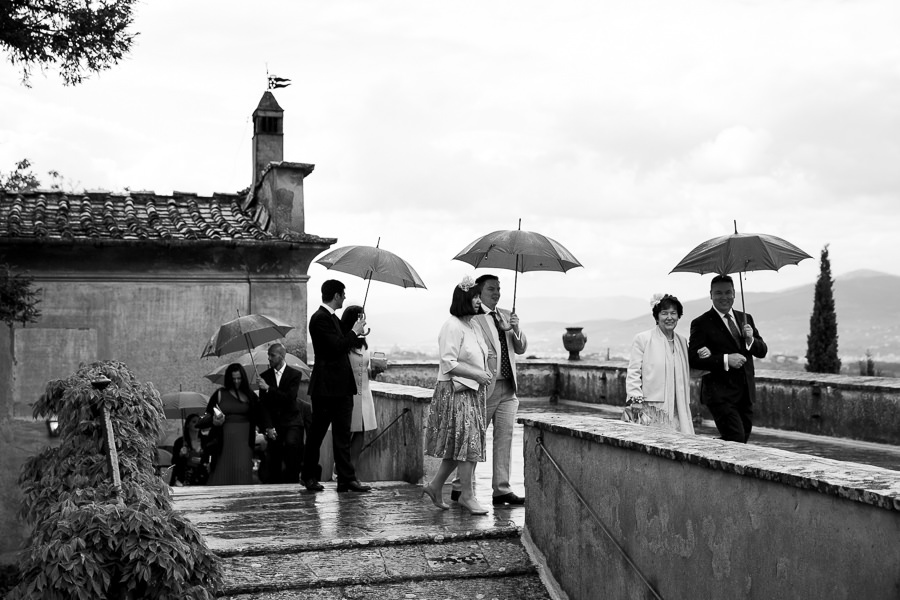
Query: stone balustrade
[[378, 359, 900, 445], [519, 412, 900, 600]]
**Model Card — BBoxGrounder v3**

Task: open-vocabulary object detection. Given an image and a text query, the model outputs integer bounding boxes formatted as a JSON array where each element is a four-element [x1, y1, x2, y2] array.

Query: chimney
[[251, 91, 284, 187]]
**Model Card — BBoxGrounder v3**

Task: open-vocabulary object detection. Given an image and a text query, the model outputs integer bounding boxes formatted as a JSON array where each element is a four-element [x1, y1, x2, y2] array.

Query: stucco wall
[[521, 415, 900, 600]]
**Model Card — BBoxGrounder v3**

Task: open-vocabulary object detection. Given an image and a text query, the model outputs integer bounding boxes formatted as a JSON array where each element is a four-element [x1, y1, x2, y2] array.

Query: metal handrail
[[535, 433, 663, 600], [360, 408, 411, 454]]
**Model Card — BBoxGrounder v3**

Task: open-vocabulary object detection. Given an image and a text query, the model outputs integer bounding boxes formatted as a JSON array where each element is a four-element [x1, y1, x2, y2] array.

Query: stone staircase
[[172, 483, 553, 599]]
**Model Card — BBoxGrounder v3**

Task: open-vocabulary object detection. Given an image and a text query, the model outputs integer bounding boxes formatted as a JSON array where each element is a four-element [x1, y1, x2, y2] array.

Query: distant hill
[[525, 270, 900, 361], [366, 270, 900, 363]]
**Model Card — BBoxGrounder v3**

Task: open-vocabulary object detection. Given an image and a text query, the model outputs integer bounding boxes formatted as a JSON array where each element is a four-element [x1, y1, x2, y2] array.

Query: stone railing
[[378, 360, 900, 445], [312, 380, 432, 484], [519, 413, 900, 600]]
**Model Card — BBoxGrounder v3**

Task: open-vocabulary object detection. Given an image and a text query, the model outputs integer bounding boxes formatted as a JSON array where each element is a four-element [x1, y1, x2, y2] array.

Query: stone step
[[228, 573, 552, 599], [220, 537, 548, 598]]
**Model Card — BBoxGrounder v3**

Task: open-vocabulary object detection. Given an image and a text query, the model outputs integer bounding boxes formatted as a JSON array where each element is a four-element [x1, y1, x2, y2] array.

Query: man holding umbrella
[[256, 343, 305, 484], [301, 279, 371, 493], [688, 275, 768, 443]]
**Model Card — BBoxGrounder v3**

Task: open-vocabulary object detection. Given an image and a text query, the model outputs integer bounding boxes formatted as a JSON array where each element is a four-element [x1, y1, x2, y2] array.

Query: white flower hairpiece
[[458, 275, 476, 291], [649, 293, 665, 308]]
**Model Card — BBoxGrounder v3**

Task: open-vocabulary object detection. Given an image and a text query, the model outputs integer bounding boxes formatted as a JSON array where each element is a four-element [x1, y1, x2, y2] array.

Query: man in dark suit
[[689, 274, 768, 443], [300, 279, 371, 493], [256, 342, 304, 483]]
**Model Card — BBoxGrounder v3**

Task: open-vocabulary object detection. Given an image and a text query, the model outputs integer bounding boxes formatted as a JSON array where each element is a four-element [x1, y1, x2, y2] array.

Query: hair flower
[[649, 293, 665, 308], [458, 275, 476, 291]]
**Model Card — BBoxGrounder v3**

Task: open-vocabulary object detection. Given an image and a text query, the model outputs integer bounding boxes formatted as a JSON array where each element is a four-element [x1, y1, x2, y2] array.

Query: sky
[[2, 0, 899, 332]]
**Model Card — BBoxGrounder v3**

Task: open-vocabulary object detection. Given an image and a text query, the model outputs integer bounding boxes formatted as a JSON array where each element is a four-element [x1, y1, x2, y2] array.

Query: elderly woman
[[422, 275, 493, 515], [625, 294, 696, 433]]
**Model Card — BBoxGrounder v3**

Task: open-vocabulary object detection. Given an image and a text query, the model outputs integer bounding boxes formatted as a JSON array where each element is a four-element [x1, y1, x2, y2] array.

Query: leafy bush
[[6, 361, 222, 600]]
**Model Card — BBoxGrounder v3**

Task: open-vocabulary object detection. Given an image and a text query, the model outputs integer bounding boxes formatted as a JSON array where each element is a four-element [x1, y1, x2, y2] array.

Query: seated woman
[[170, 413, 210, 486], [625, 293, 696, 433]]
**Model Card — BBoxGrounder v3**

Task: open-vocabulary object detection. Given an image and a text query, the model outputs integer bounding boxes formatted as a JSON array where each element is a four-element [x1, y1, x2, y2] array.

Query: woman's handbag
[[621, 397, 675, 429], [197, 403, 225, 429]]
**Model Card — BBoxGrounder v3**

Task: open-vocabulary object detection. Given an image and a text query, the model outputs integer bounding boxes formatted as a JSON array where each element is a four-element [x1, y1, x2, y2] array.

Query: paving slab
[[173, 482, 525, 555], [221, 538, 537, 595], [228, 573, 552, 600]]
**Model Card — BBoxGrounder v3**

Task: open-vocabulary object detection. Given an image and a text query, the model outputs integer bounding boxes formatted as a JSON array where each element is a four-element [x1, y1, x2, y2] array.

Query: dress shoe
[[337, 480, 372, 493], [492, 492, 525, 506], [450, 490, 461, 502], [303, 479, 324, 492], [421, 484, 449, 510]]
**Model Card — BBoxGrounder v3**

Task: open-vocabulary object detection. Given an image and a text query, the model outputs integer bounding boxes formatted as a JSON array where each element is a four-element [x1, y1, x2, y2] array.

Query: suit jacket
[[474, 307, 528, 396], [688, 308, 768, 406], [308, 306, 359, 398], [259, 364, 304, 428]]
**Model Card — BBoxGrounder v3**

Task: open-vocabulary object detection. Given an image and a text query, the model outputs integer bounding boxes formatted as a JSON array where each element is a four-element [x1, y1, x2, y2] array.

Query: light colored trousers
[[452, 378, 518, 497]]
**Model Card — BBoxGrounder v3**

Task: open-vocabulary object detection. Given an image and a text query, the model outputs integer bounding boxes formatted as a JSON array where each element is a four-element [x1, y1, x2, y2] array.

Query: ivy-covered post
[[92, 375, 124, 505]]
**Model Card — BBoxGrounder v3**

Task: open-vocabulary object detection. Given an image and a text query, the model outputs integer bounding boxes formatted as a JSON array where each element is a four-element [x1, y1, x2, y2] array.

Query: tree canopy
[[0, 0, 137, 86]]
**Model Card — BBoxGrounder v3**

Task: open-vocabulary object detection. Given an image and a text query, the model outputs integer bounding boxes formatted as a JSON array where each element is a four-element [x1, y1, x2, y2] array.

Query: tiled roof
[[0, 190, 326, 244]]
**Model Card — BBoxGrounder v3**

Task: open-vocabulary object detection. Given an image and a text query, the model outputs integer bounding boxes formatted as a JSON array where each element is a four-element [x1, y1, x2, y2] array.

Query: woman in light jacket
[[422, 275, 493, 515], [625, 294, 696, 434]]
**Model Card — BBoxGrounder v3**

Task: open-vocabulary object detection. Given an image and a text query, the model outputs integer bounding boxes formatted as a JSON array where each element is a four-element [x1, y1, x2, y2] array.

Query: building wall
[[521, 417, 900, 600]]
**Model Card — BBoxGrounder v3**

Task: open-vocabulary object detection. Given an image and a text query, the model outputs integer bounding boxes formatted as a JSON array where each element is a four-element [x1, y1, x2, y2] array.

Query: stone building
[[0, 91, 331, 417]]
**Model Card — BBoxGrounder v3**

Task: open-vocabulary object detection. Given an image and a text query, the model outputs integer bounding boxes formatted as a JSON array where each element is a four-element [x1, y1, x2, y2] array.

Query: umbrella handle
[[242, 333, 262, 380], [512, 255, 519, 313]]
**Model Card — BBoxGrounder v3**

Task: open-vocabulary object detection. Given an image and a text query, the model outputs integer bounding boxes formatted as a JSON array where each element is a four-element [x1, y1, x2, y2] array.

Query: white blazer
[[474, 307, 528, 396]]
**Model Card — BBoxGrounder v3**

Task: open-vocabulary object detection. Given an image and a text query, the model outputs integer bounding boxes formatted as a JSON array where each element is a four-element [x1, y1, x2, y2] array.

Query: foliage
[[805, 245, 841, 374], [858, 350, 880, 377], [0, 0, 138, 86], [7, 361, 223, 600], [0, 158, 65, 192], [0, 264, 41, 328]]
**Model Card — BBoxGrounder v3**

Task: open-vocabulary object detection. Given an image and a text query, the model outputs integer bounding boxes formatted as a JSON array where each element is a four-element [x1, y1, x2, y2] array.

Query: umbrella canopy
[[204, 349, 311, 387], [670, 222, 812, 323], [452, 220, 582, 311], [160, 391, 208, 419], [670, 233, 812, 276], [200, 314, 294, 359], [315, 238, 426, 307]]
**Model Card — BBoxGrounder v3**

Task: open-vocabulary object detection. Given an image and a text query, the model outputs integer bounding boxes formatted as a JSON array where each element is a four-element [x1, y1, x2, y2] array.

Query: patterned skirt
[[424, 380, 487, 462]]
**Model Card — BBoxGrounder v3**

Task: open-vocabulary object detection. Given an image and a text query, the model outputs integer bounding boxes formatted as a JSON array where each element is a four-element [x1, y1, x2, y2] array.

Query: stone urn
[[563, 327, 587, 361]]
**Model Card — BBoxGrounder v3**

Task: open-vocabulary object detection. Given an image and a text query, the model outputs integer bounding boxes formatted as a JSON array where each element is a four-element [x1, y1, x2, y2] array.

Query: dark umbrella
[[453, 219, 582, 312], [200, 313, 294, 378], [670, 220, 812, 324], [314, 238, 426, 307]]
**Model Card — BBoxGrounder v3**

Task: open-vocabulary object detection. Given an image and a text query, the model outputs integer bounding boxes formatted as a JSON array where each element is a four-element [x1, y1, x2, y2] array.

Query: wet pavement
[[172, 397, 900, 597]]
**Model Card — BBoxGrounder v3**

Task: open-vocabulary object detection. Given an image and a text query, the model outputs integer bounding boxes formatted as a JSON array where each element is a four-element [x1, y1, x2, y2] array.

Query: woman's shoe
[[422, 484, 449, 510], [458, 496, 489, 515]]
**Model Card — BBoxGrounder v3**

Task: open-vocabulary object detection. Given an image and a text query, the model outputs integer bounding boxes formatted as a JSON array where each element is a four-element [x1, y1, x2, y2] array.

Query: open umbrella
[[204, 348, 311, 387], [670, 220, 812, 324], [160, 391, 208, 420], [201, 312, 294, 380], [314, 237, 426, 307], [453, 219, 583, 311]]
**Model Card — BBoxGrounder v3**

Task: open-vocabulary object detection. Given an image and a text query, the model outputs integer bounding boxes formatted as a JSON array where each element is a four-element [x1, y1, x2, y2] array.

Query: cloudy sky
[[2, 0, 898, 330]]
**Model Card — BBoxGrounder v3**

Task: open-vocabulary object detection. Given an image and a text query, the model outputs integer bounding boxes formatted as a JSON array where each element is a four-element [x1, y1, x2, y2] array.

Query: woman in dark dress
[[204, 363, 269, 485], [169, 413, 210, 486]]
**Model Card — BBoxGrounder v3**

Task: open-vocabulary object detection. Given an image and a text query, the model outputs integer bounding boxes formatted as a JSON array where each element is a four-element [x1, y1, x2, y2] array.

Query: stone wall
[[520, 414, 900, 600], [380, 359, 900, 445]]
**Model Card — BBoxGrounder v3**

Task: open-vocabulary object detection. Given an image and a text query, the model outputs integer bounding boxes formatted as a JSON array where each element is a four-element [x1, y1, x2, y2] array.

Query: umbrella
[[314, 237, 426, 307], [670, 220, 812, 323], [160, 391, 208, 419], [201, 313, 293, 359], [452, 219, 583, 311], [204, 349, 312, 387]]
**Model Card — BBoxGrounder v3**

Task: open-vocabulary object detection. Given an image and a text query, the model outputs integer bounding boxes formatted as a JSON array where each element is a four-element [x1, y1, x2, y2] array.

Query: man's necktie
[[491, 311, 513, 380], [725, 313, 743, 346]]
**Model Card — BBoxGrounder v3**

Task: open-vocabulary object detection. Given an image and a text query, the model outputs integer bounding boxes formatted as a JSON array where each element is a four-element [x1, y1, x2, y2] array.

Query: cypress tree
[[805, 244, 841, 373]]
